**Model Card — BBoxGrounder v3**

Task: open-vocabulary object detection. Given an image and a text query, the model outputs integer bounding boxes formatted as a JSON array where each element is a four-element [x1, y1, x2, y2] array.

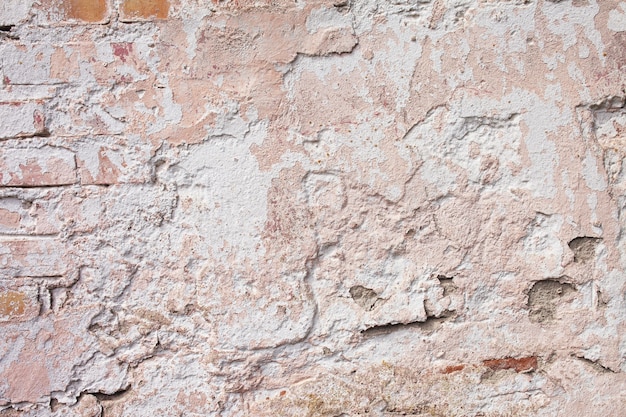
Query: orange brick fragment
[[120, 0, 169, 20], [441, 364, 465, 374], [483, 356, 537, 373], [64, 0, 108, 22], [0, 291, 26, 317], [0, 288, 39, 321]]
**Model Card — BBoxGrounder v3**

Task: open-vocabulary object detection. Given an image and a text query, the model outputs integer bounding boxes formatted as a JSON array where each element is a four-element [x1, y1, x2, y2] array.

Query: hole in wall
[[527, 279, 576, 323], [568, 236, 602, 263], [349, 285, 380, 311]]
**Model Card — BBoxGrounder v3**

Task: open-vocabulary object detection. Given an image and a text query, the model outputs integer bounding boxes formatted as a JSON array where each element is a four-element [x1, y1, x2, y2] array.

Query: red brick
[[0, 194, 62, 235], [32, 0, 109, 24], [0, 189, 103, 235], [64, 0, 108, 22], [0, 238, 68, 277], [0, 147, 77, 187], [78, 148, 122, 185], [0, 102, 47, 140], [441, 364, 465, 374], [34, 0, 111, 23], [119, 0, 169, 21], [483, 356, 538, 373], [0, 207, 21, 230], [76, 139, 152, 185]]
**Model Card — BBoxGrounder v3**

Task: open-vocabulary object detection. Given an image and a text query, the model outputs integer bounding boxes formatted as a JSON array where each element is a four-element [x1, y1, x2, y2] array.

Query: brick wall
[[1, 0, 626, 415]]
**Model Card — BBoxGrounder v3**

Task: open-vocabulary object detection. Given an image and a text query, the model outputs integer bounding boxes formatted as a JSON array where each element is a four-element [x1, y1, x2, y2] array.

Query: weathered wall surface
[[1, 0, 626, 415]]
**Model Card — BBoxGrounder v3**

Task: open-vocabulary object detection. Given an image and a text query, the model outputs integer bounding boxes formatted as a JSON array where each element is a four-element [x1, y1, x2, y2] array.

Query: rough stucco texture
[[1, 0, 626, 415]]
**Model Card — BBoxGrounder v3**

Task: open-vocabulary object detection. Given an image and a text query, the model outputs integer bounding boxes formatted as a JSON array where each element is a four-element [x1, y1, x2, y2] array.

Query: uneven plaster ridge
[[0, 0, 626, 416]]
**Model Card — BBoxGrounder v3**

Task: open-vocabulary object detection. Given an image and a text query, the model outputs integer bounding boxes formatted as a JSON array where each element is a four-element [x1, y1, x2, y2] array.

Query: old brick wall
[[1, 0, 626, 415]]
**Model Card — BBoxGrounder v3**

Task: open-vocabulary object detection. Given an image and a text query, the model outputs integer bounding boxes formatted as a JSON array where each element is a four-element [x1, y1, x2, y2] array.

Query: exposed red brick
[[441, 364, 465, 374], [2, 342, 50, 403], [112, 43, 133, 62], [0, 102, 48, 139], [0, 238, 68, 277], [1, 312, 93, 404], [80, 149, 122, 185], [76, 140, 152, 185], [63, 0, 108, 22], [120, 0, 169, 21], [0, 147, 77, 187], [0, 193, 71, 235], [0, 208, 21, 229], [483, 356, 538, 373]]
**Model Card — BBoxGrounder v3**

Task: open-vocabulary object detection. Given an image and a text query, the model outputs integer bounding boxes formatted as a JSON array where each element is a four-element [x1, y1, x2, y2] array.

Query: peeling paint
[[1, 0, 626, 415]]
